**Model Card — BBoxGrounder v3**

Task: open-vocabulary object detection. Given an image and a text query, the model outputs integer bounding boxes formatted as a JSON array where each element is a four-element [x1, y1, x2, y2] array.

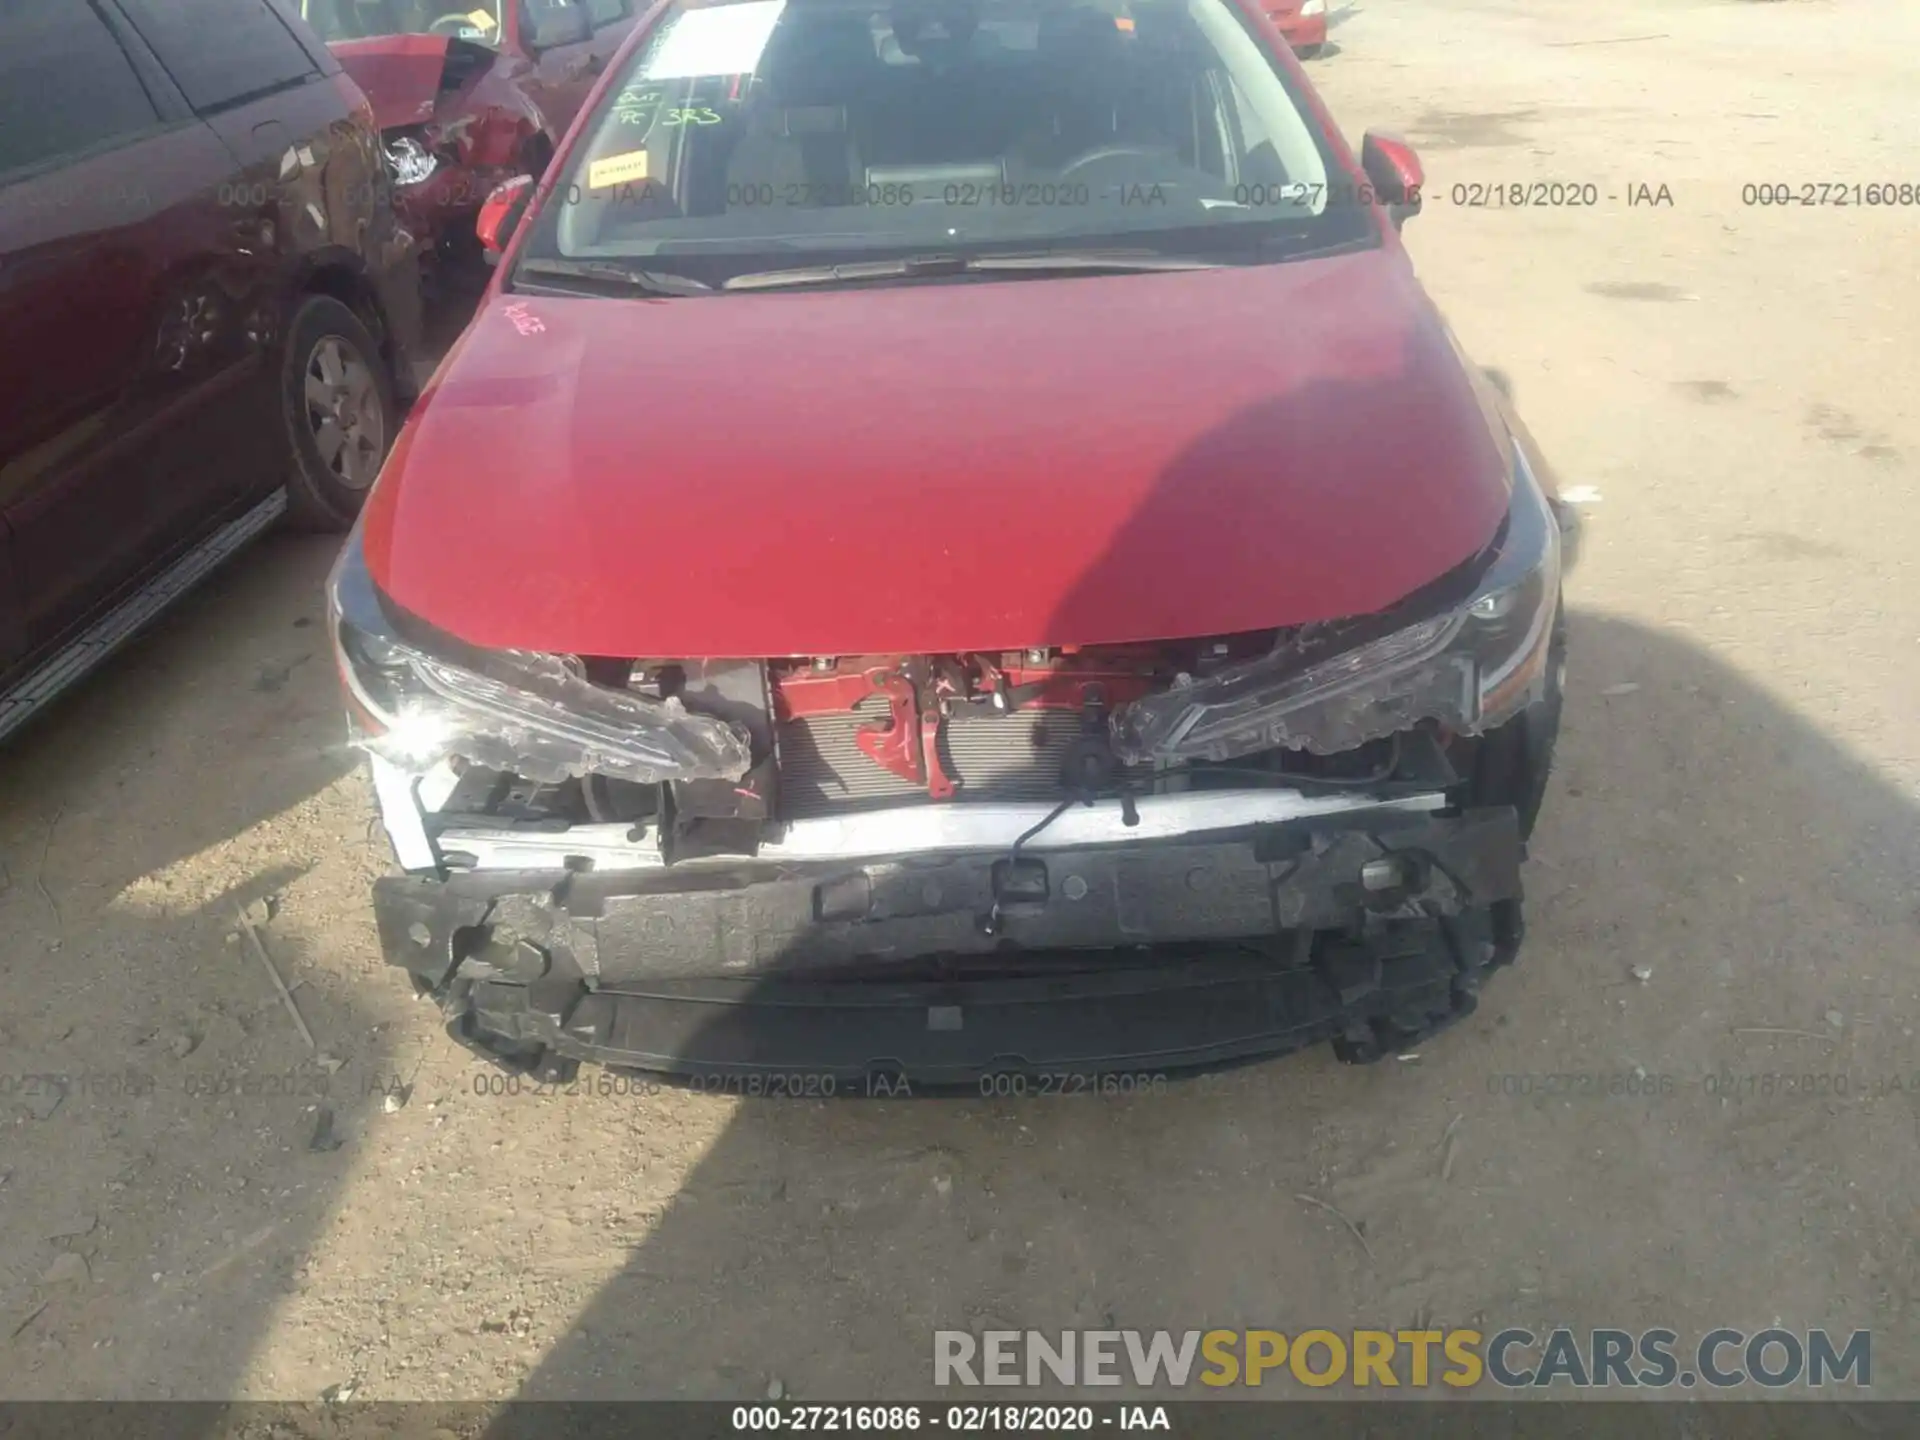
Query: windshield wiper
[[966, 250, 1222, 274], [513, 258, 714, 297], [721, 250, 1221, 291]]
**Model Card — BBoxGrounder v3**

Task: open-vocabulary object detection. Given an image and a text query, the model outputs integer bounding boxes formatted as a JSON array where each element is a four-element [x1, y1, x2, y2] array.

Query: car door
[[111, 0, 342, 556], [515, 0, 637, 142], [0, 0, 248, 661]]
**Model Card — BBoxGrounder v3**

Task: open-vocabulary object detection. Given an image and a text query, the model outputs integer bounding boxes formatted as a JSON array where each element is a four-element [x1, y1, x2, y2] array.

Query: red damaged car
[[330, 0, 1574, 1087], [300, 0, 640, 255], [1264, 0, 1326, 58]]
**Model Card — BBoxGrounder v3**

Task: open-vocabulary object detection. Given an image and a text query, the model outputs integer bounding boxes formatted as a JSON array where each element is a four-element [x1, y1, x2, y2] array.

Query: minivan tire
[[281, 295, 397, 532]]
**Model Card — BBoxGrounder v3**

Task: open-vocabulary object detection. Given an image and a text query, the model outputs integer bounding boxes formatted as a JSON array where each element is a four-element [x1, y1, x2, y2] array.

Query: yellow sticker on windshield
[[466, 7, 496, 29], [587, 149, 651, 189]]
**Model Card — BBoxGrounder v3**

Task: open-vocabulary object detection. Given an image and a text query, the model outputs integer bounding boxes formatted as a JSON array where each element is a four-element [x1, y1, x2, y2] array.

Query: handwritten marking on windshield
[[613, 85, 665, 125]]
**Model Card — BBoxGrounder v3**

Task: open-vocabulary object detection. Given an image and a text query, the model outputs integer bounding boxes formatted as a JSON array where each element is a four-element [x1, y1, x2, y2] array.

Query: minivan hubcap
[[304, 336, 384, 490]]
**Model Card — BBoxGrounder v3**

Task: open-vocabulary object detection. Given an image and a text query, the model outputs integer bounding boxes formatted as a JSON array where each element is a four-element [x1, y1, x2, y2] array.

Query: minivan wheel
[[281, 294, 396, 532]]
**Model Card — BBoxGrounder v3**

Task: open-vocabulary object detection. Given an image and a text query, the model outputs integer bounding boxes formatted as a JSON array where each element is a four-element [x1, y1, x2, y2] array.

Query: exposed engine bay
[[359, 622, 1548, 1080], [402, 642, 1476, 865], [354, 600, 1557, 1081], [357, 626, 1547, 1079]]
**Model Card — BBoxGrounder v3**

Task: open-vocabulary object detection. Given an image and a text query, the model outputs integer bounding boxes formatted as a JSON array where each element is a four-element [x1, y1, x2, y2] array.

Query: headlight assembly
[[326, 534, 752, 785], [1110, 438, 1562, 762], [384, 135, 439, 187]]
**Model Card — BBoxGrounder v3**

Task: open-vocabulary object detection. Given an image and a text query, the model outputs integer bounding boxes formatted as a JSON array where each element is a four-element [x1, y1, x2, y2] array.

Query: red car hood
[[328, 34, 456, 130], [363, 248, 1513, 658]]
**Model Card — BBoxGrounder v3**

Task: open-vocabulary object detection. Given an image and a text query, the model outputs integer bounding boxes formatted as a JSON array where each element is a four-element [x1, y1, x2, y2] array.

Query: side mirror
[[523, 1, 593, 50], [1359, 131, 1424, 229], [477, 174, 536, 259]]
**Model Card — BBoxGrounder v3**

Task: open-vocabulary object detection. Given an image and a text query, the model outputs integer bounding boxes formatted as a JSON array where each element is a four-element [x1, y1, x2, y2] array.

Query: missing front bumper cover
[[375, 807, 1525, 1084]]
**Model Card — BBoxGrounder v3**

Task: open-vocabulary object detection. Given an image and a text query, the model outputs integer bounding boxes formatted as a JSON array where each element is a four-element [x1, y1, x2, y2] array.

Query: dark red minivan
[[299, 0, 643, 256], [334, 0, 1577, 1088], [0, 0, 421, 742]]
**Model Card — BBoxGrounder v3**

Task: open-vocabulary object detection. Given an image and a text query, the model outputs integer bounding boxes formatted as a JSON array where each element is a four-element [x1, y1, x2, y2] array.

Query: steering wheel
[[429, 11, 488, 34], [1058, 143, 1178, 180]]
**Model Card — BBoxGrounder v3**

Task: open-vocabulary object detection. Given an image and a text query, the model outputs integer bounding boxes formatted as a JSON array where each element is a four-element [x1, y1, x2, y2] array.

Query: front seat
[[1011, 8, 1135, 171], [726, 16, 880, 203], [348, 0, 406, 37]]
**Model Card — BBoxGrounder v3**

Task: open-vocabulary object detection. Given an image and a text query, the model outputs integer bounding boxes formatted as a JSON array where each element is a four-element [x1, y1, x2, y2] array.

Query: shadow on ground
[[1, 276, 486, 1400], [475, 606, 1918, 1403], [483, 347, 1918, 1402], [0, 534, 399, 1397]]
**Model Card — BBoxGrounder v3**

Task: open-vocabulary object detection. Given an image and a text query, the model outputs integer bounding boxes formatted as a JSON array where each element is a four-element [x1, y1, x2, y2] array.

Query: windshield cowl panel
[[515, 0, 1374, 285]]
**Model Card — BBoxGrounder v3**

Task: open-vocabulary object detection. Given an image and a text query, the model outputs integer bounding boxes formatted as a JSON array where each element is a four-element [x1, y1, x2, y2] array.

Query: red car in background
[[1265, 0, 1325, 58], [299, 0, 640, 258]]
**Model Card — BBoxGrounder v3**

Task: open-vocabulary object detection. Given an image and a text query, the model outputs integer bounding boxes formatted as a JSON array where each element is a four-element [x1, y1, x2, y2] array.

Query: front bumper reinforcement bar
[[374, 808, 1526, 1085]]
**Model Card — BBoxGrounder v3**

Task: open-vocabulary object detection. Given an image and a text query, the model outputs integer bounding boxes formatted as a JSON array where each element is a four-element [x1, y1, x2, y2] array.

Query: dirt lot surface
[[4, 0, 1918, 1404]]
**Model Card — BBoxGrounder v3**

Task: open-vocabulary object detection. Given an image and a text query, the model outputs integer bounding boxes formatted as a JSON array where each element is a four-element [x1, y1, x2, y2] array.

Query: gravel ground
[[2, 0, 1917, 1403]]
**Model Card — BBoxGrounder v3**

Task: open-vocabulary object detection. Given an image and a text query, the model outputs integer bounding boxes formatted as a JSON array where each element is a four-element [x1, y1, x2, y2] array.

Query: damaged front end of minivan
[[330, 447, 1566, 1088]]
